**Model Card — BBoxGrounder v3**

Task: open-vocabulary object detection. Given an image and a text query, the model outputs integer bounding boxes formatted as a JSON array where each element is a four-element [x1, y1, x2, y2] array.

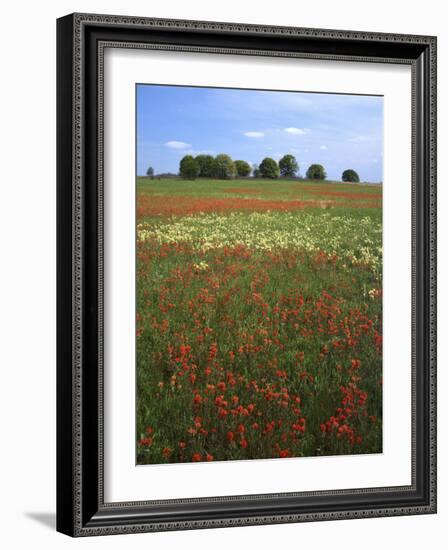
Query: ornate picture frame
[[57, 13, 436, 536]]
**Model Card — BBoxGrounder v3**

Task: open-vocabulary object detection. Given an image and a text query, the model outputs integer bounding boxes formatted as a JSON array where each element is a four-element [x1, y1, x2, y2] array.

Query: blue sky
[[136, 84, 383, 182]]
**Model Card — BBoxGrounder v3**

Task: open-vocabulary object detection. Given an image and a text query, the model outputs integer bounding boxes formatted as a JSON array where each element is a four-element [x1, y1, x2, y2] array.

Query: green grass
[[137, 176, 382, 202]]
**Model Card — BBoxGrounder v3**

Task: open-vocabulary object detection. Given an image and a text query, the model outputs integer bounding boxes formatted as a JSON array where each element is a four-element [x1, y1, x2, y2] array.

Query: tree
[[146, 166, 154, 177], [306, 164, 326, 180], [195, 154, 215, 177], [212, 154, 236, 179], [234, 160, 251, 177], [179, 155, 200, 180], [259, 157, 280, 179], [252, 164, 260, 178], [342, 169, 360, 183], [279, 154, 298, 178]]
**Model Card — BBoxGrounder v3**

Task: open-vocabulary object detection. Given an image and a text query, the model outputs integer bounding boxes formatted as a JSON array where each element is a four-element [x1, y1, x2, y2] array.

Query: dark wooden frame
[[57, 13, 437, 537]]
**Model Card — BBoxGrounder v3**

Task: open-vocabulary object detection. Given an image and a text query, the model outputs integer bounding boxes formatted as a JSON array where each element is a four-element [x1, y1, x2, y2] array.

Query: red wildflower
[[193, 394, 202, 405]]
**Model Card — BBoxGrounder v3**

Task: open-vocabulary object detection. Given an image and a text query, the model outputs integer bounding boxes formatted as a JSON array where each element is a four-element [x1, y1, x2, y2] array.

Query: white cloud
[[164, 140, 191, 149], [244, 131, 264, 138], [284, 127, 307, 135], [320, 145, 328, 150]]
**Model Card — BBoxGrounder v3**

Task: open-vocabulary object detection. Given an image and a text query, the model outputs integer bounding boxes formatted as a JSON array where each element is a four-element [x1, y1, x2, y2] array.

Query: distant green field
[[136, 176, 382, 202]]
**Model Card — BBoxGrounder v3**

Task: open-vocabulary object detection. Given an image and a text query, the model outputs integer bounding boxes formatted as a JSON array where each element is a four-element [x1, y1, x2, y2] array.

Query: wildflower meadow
[[136, 178, 383, 464]]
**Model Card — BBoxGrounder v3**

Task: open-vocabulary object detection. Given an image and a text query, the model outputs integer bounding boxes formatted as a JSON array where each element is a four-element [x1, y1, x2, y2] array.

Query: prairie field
[[136, 177, 383, 464]]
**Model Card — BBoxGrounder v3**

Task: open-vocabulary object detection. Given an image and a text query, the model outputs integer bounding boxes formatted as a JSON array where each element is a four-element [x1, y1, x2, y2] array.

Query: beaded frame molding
[[56, 13, 437, 537]]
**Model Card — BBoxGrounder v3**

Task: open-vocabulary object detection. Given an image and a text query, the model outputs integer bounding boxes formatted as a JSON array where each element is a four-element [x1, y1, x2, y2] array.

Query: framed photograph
[[57, 13, 437, 536]]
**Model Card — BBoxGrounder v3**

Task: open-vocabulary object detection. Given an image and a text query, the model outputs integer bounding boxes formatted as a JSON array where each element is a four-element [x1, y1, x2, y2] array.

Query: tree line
[[147, 153, 360, 182]]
